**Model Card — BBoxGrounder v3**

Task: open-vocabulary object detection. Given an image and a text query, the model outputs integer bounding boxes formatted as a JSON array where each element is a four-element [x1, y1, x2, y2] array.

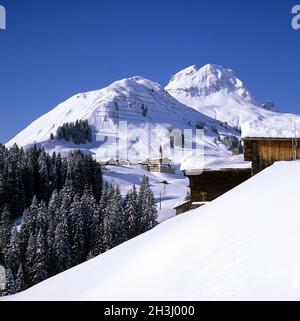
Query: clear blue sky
[[0, 0, 299, 143]]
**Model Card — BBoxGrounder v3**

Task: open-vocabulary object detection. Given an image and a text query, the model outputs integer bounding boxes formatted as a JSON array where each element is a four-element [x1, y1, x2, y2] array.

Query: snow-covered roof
[[180, 154, 251, 174], [242, 117, 300, 139]]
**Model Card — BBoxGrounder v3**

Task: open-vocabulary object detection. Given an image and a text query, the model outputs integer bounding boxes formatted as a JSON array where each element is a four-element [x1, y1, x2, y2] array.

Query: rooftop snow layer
[[181, 154, 251, 173], [242, 116, 300, 139]]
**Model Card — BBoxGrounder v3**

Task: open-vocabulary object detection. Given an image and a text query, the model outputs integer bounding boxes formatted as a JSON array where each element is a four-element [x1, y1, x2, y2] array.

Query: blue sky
[[0, 0, 299, 143]]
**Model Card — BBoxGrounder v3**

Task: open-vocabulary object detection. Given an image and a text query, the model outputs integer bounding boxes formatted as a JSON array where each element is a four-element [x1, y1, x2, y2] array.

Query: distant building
[[150, 158, 172, 165], [98, 158, 117, 165], [118, 159, 131, 166]]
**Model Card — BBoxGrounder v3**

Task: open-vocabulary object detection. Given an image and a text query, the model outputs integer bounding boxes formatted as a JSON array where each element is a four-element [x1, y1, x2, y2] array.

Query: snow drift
[[5, 161, 300, 301]]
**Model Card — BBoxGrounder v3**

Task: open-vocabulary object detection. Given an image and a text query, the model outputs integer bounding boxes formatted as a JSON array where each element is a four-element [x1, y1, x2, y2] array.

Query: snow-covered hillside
[[6, 161, 300, 301], [7, 76, 239, 164], [166, 64, 300, 130]]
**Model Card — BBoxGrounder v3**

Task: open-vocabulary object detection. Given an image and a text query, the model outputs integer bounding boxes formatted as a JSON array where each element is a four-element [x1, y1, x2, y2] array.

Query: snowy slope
[[6, 161, 300, 301], [166, 64, 300, 131], [6, 76, 239, 164]]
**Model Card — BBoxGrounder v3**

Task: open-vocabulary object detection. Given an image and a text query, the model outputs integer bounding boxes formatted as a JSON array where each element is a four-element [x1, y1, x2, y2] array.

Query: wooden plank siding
[[243, 138, 300, 174], [187, 169, 252, 203]]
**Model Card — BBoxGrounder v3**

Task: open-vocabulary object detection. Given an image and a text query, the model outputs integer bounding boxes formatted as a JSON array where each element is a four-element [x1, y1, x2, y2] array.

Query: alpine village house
[[176, 132, 300, 215]]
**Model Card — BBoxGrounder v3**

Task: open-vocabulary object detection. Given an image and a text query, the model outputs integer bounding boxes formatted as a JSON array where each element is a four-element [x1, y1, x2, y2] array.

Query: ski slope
[[5, 161, 300, 301]]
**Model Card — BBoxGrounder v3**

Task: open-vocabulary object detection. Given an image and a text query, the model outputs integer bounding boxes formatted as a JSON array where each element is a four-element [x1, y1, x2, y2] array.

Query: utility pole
[[159, 192, 162, 210], [293, 121, 297, 161]]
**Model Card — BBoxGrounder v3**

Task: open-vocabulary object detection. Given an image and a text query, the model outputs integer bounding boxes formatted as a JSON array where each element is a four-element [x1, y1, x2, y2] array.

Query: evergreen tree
[[69, 195, 85, 265], [137, 176, 158, 234], [124, 185, 139, 239], [5, 227, 20, 277], [81, 189, 100, 257], [5, 267, 16, 295], [32, 230, 48, 285], [24, 233, 36, 287], [37, 151, 51, 202], [0, 206, 11, 265], [103, 187, 126, 251], [15, 264, 25, 293], [53, 211, 71, 274]]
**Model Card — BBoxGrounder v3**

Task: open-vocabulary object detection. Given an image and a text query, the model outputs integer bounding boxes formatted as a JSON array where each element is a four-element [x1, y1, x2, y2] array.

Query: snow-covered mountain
[[7, 76, 240, 165], [5, 161, 300, 301], [7, 65, 300, 166], [165, 64, 277, 129]]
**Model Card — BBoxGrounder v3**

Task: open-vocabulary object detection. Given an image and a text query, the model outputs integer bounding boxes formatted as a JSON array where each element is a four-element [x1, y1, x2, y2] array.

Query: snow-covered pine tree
[[24, 232, 36, 287], [69, 195, 85, 265], [0, 206, 11, 265], [48, 190, 62, 231], [37, 151, 51, 202], [46, 190, 62, 275], [15, 264, 25, 293], [31, 229, 48, 286], [5, 267, 16, 295], [137, 176, 157, 234], [103, 187, 126, 251], [124, 185, 139, 239], [26, 196, 40, 235], [81, 189, 100, 257], [37, 201, 49, 239], [5, 227, 20, 277], [53, 210, 71, 274]]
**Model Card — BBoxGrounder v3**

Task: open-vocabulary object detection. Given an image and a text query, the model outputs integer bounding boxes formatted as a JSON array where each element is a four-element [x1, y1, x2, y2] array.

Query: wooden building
[[243, 137, 300, 174], [185, 168, 252, 203]]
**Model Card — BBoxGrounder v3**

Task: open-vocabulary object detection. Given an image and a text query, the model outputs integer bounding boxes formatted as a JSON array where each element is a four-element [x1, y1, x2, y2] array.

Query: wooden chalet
[[184, 167, 252, 204], [243, 137, 300, 174]]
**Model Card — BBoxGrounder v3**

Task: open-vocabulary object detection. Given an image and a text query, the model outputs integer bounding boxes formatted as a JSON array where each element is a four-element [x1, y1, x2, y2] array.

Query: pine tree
[[0, 206, 11, 265], [5, 227, 20, 277], [137, 176, 158, 234], [32, 229, 48, 285], [81, 189, 100, 257], [37, 201, 49, 239], [24, 232, 36, 287], [5, 267, 16, 295], [124, 185, 139, 239], [53, 211, 71, 274], [37, 151, 51, 202], [15, 264, 25, 293], [69, 195, 85, 265], [103, 187, 126, 251], [47, 190, 62, 275]]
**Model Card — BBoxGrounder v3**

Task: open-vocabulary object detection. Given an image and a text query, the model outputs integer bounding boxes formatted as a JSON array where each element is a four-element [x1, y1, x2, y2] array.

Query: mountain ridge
[[7, 76, 238, 164]]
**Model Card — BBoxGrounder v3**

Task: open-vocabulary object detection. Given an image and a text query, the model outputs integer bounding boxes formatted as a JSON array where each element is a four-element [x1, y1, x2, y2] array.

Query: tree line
[[50, 120, 93, 145], [0, 145, 157, 296]]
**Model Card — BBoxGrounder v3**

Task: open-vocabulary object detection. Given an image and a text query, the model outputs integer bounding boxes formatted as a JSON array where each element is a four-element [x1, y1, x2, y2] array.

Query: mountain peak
[[166, 63, 248, 97], [165, 64, 262, 128]]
